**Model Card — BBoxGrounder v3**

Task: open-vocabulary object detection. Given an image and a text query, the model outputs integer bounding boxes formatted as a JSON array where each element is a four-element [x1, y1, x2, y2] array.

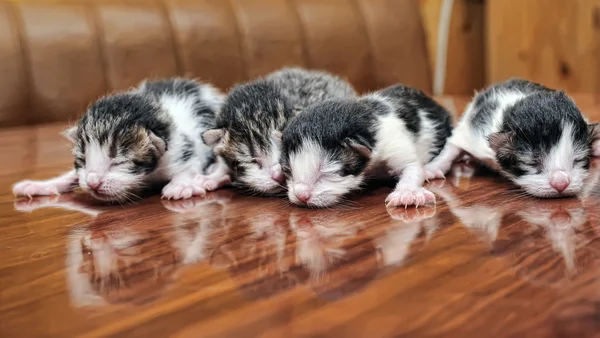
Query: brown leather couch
[[0, 0, 431, 128]]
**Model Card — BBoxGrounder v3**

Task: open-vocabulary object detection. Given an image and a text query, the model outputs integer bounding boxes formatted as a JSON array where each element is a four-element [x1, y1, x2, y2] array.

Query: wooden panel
[[487, 0, 600, 93], [420, 0, 484, 95]]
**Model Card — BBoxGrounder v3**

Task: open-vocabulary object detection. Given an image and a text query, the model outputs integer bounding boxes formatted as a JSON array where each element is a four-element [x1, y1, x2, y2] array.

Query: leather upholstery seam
[[225, 0, 248, 81], [157, 0, 184, 76], [6, 1, 33, 125], [286, 0, 311, 68], [86, 2, 109, 95], [88, 2, 111, 91]]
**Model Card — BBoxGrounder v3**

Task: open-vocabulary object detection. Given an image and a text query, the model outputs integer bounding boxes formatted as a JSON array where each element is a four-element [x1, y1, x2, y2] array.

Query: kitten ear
[[488, 132, 514, 153], [61, 126, 78, 143], [344, 137, 373, 158], [272, 130, 283, 143], [588, 123, 600, 141], [202, 129, 225, 148], [148, 131, 167, 157]]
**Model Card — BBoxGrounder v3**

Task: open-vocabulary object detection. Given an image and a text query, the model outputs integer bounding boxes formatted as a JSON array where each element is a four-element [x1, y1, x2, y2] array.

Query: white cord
[[433, 0, 455, 96]]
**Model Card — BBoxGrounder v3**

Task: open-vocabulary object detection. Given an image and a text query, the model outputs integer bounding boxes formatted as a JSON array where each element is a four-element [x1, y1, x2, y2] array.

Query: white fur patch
[[200, 84, 225, 112], [371, 114, 421, 172], [516, 124, 588, 197], [77, 141, 145, 201], [156, 91, 216, 182], [237, 135, 285, 194], [449, 90, 528, 167], [287, 140, 363, 207]]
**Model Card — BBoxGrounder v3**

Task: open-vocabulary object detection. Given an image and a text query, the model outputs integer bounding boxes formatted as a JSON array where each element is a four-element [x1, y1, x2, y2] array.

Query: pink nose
[[550, 171, 570, 193], [270, 164, 285, 183], [86, 172, 102, 190], [294, 183, 311, 203], [295, 191, 310, 203]]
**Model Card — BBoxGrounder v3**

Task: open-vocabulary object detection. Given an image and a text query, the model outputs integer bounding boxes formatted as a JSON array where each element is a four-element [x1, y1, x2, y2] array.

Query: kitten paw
[[385, 188, 436, 208], [424, 167, 446, 181], [194, 174, 231, 191], [162, 197, 205, 212], [387, 204, 436, 222], [13, 180, 61, 198], [162, 180, 206, 200], [14, 196, 59, 212]]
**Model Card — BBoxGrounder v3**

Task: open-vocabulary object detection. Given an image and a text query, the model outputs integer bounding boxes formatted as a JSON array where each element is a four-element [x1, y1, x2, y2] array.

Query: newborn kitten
[[13, 78, 227, 202], [425, 79, 600, 198]]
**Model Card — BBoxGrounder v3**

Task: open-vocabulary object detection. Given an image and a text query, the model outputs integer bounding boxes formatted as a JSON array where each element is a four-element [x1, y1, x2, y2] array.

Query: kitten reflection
[[433, 162, 600, 286], [14, 193, 231, 307], [515, 200, 589, 274], [289, 210, 363, 279], [289, 209, 380, 301], [208, 200, 296, 299], [379, 206, 439, 267], [162, 191, 233, 265], [431, 182, 503, 246], [69, 224, 182, 306], [209, 204, 381, 301]]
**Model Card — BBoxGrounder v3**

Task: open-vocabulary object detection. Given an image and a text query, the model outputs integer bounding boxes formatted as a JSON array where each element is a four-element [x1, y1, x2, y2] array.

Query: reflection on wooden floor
[[3, 95, 600, 336], [4, 159, 600, 337]]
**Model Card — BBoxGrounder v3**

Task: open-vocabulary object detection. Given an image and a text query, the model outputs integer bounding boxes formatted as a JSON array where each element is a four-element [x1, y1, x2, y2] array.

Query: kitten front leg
[[386, 162, 436, 208], [423, 143, 463, 180], [13, 169, 79, 198], [14, 194, 102, 217], [162, 172, 207, 200]]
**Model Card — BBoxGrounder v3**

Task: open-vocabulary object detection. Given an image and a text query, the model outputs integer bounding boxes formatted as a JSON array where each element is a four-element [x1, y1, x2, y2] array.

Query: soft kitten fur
[[424, 79, 600, 198], [202, 67, 357, 195], [281, 84, 453, 208], [13, 78, 228, 202]]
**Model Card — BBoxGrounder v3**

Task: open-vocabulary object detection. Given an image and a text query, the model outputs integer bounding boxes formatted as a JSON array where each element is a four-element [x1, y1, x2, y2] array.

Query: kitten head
[[66, 93, 170, 202], [202, 80, 295, 195], [281, 100, 374, 208], [489, 92, 598, 198]]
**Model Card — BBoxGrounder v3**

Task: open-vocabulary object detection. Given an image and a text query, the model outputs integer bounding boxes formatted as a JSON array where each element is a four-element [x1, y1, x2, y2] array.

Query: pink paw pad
[[162, 181, 206, 200], [193, 174, 231, 191], [13, 181, 60, 198], [385, 188, 436, 208]]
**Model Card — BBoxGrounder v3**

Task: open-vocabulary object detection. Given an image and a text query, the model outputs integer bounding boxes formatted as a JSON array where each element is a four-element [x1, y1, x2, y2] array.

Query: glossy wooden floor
[[3, 96, 600, 338]]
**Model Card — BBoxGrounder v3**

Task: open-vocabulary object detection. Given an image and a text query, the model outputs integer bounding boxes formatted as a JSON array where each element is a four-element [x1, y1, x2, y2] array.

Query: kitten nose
[[550, 171, 570, 193], [86, 172, 102, 190], [270, 164, 285, 183], [294, 183, 311, 203]]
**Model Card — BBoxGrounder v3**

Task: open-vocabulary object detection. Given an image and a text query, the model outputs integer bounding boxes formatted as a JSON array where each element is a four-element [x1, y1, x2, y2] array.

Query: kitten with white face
[[424, 79, 600, 198], [281, 85, 453, 208], [202, 67, 357, 195], [13, 78, 228, 202]]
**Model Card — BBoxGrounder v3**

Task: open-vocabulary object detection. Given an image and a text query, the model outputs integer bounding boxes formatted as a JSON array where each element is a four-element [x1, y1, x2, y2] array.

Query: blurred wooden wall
[[420, 0, 600, 95], [487, 0, 600, 93], [419, 0, 484, 95]]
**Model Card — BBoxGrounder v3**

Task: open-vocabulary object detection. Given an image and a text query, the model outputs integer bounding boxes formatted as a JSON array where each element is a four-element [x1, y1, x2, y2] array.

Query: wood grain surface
[[486, 0, 600, 93], [2, 96, 600, 337]]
